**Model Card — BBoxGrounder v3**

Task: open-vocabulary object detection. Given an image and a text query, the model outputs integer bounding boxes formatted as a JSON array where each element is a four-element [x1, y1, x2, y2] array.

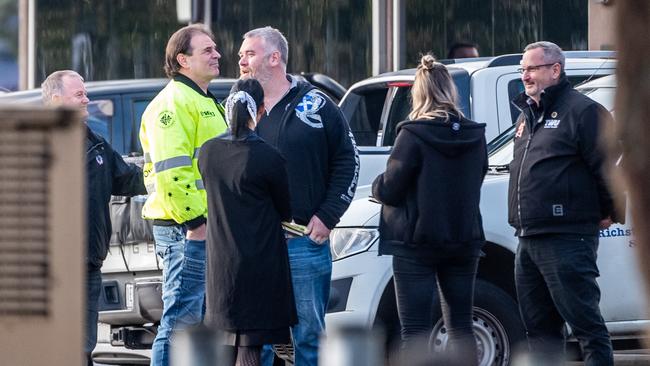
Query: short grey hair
[[524, 41, 565, 72], [243, 26, 289, 67], [41, 70, 83, 105]]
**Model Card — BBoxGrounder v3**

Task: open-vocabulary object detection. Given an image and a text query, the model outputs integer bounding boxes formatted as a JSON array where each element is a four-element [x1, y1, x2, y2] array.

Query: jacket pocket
[[521, 163, 570, 222], [109, 196, 130, 245], [403, 195, 418, 244], [379, 204, 408, 244], [129, 195, 154, 243]]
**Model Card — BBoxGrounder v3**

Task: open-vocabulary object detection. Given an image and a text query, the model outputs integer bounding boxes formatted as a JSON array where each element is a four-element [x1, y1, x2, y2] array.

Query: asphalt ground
[[95, 351, 650, 366]]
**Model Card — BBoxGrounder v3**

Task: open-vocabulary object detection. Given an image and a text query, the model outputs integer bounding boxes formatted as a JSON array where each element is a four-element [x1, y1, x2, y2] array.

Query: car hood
[[338, 185, 380, 227]]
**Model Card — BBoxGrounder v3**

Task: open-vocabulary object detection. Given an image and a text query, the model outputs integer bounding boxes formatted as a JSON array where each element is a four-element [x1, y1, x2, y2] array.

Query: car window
[[340, 87, 388, 146], [488, 125, 516, 167], [382, 86, 411, 146], [87, 99, 114, 142], [380, 71, 469, 147], [128, 98, 150, 155], [580, 87, 615, 111]]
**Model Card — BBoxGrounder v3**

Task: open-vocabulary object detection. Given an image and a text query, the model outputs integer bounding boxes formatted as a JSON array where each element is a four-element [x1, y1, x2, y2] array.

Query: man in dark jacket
[[508, 42, 616, 365], [42, 70, 146, 366], [238, 26, 359, 366]]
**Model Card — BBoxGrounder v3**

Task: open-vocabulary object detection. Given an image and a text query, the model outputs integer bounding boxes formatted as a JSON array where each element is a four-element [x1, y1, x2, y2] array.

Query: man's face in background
[[53, 75, 89, 119]]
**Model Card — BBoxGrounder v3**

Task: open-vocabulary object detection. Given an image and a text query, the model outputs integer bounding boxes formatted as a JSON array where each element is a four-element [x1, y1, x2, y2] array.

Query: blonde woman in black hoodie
[[372, 54, 488, 365]]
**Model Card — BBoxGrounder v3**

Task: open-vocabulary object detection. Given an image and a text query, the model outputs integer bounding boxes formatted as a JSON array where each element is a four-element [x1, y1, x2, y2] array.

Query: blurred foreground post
[[0, 107, 84, 365], [319, 324, 385, 366], [171, 326, 232, 366], [612, 1, 650, 327]]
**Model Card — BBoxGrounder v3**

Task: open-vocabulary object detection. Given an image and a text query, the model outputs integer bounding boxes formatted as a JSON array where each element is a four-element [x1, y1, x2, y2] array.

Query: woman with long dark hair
[[199, 78, 296, 366], [372, 54, 488, 365]]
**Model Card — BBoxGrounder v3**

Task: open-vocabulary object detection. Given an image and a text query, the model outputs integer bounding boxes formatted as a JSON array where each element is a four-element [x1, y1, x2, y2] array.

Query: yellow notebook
[[282, 222, 308, 237]]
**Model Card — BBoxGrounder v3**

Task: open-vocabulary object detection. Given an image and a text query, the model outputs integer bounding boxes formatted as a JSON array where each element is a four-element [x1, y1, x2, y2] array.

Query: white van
[[322, 74, 645, 366]]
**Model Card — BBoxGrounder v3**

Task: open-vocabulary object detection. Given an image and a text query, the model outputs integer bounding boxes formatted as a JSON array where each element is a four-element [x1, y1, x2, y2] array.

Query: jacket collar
[[173, 74, 218, 101], [86, 125, 105, 152], [512, 73, 571, 111], [220, 127, 261, 141], [396, 113, 467, 134]]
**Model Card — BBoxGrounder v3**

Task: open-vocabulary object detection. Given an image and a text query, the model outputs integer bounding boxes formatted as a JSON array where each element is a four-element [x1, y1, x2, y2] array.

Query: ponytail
[[229, 101, 251, 138]]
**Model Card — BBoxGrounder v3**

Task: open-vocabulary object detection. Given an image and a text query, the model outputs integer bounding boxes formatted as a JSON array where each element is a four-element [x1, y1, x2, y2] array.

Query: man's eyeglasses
[[517, 63, 557, 74]]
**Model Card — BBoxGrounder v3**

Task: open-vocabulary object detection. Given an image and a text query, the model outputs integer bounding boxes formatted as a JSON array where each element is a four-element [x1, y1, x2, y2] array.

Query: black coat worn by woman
[[198, 128, 297, 343], [372, 116, 488, 258]]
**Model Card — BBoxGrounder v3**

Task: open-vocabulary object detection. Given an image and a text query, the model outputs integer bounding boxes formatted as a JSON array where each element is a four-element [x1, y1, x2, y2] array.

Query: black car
[[0, 73, 346, 156]]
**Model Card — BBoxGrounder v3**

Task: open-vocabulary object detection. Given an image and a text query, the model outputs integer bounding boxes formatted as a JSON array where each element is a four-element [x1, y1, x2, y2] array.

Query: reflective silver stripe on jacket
[[154, 156, 192, 173], [146, 150, 200, 165], [145, 179, 203, 193]]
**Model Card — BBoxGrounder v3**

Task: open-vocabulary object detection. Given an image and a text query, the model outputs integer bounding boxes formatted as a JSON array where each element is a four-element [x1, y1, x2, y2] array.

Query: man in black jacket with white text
[[508, 42, 616, 366]]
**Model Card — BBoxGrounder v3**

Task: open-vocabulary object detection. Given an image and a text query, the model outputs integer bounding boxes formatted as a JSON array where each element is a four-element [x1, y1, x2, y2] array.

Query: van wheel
[[429, 280, 525, 366]]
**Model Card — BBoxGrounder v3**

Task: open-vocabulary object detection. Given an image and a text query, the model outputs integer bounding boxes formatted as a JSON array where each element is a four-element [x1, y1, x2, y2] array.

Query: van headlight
[[329, 228, 379, 261]]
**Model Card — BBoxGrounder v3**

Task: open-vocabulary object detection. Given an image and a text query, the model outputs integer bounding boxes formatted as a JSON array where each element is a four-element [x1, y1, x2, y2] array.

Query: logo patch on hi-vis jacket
[[515, 121, 525, 138], [158, 110, 175, 129]]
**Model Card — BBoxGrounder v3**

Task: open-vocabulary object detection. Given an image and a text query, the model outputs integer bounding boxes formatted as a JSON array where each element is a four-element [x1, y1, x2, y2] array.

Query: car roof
[[0, 78, 238, 104], [347, 52, 616, 88], [0, 74, 349, 104]]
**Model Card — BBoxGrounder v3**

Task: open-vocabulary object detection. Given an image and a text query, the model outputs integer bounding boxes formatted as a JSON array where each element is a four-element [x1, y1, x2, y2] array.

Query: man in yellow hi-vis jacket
[[139, 24, 227, 366]]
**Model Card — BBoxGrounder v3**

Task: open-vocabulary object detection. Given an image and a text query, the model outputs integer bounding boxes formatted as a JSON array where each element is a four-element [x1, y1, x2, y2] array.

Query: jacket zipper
[[515, 106, 543, 236], [516, 134, 532, 236]]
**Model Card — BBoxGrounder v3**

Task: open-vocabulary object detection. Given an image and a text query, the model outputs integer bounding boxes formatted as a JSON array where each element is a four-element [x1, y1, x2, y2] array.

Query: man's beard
[[254, 68, 273, 89], [242, 58, 273, 87]]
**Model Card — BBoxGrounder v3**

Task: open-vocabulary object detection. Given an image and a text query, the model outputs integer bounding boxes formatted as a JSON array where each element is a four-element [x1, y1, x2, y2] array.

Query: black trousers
[[515, 234, 613, 366], [392, 254, 479, 366], [86, 266, 102, 366]]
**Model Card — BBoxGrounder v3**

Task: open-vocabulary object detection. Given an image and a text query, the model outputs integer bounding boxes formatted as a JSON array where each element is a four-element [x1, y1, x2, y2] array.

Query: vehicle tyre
[[429, 279, 525, 366]]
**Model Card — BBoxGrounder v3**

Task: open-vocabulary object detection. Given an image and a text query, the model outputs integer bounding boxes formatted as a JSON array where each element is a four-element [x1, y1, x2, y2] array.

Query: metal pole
[[27, 0, 35, 89], [372, 0, 388, 75], [18, 0, 27, 90], [392, 0, 405, 71], [203, 0, 211, 28], [18, 0, 35, 90]]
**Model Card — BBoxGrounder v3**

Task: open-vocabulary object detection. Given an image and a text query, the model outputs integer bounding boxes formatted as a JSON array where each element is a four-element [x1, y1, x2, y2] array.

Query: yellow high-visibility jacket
[[139, 75, 227, 227]]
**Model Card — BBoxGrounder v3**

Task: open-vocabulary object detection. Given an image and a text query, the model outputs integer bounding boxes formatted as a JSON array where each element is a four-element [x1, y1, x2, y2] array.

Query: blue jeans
[[392, 255, 479, 366], [150, 225, 206, 366], [262, 236, 332, 366], [86, 265, 102, 364], [515, 234, 613, 366]]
